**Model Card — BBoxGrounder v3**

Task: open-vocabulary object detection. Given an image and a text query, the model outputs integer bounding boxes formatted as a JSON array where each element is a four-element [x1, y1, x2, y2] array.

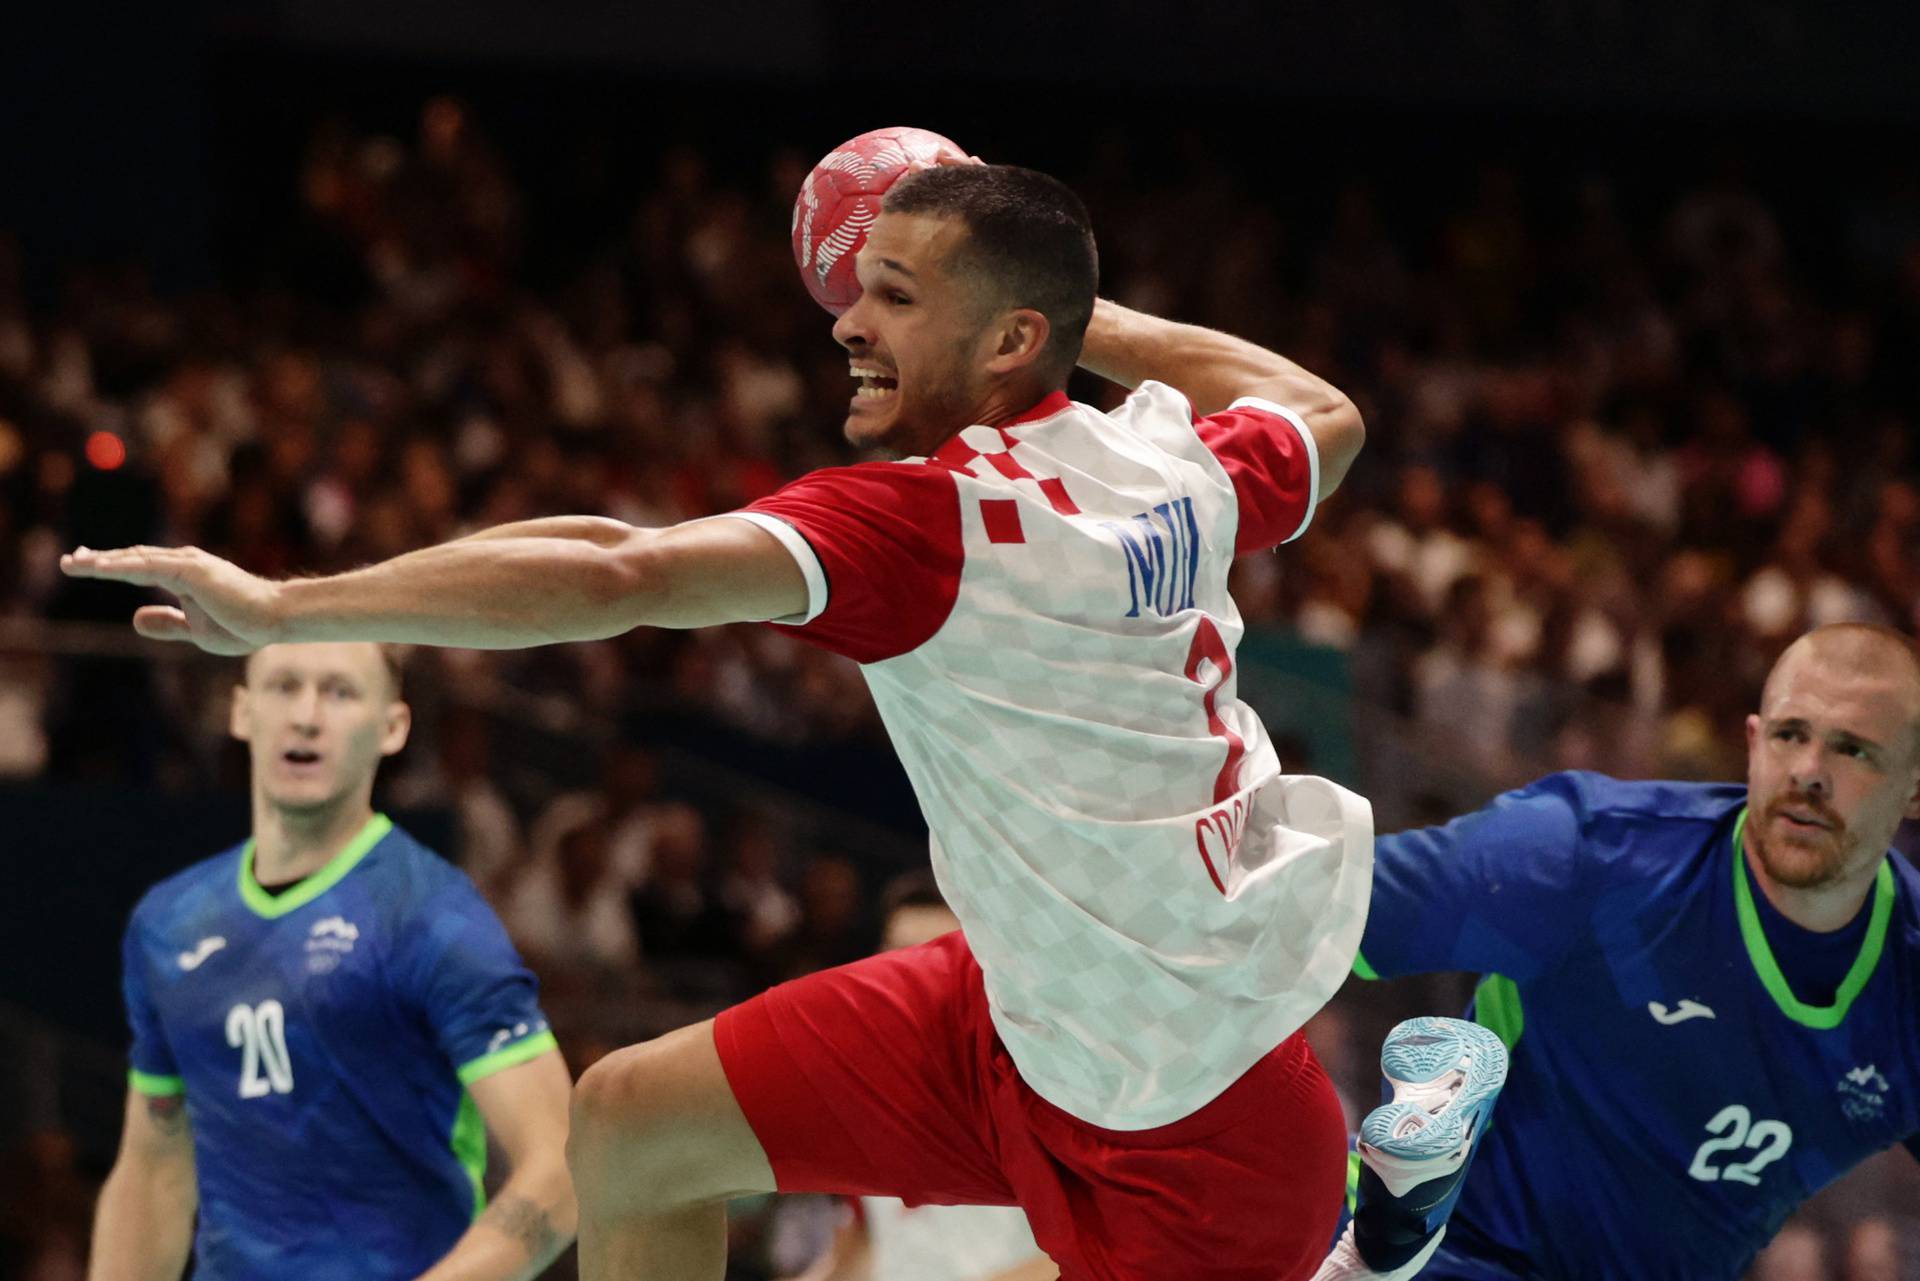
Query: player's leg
[[568, 1019, 775, 1279], [570, 932, 1022, 1281], [1312, 1017, 1509, 1281]]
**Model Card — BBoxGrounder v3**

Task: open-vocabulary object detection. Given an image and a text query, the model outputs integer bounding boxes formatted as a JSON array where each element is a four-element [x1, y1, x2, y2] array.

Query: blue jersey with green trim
[[1361, 773, 1920, 1281], [120, 815, 555, 1281]]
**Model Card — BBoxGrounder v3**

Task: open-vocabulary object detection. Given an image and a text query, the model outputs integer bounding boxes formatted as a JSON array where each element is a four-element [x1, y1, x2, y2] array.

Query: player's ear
[[982, 308, 1051, 376], [229, 682, 252, 742], [379, 699, 413, 758], [1744, 713, 1761, 755]]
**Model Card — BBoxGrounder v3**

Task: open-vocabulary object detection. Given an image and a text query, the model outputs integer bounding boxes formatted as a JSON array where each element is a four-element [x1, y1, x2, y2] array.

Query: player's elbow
[[592, 530, 669, 622], [1312, 389, 1365, 495]]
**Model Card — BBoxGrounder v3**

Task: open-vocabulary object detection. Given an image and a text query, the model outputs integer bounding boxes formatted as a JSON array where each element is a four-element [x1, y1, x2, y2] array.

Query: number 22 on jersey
[[226, 999, 295, 1098], [1686, 1104, 1792, 1185]]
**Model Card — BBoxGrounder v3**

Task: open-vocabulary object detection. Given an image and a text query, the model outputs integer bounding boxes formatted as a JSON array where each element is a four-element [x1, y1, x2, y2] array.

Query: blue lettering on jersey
[[1104, 497, 1200, 617]]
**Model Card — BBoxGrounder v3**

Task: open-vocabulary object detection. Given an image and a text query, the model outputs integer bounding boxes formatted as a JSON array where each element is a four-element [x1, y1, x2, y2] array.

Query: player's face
[[1743, 651, 1920, 890], [232, 643, 411, 813], [832, 213, 996, 457], [882, 903, 961, 951]]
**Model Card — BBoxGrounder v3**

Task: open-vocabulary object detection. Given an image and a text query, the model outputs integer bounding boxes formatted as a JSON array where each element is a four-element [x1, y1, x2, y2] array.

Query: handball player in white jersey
[[64, 162, 1372, 1280]]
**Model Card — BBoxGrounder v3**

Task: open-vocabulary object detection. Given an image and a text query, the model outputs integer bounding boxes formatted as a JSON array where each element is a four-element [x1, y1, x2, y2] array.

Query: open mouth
[[850, 362, 898, 401], [1776, 808, 1833, 832], [282, 748, 322, 767]]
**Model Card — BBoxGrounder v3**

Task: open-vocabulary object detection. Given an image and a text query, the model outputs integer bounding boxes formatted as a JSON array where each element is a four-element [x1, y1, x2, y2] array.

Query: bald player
[[1331, 624, 1920, 1280]]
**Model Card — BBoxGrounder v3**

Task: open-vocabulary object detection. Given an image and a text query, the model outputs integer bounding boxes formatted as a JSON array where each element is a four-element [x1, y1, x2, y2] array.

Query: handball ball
[[791, 126, 968, 315]]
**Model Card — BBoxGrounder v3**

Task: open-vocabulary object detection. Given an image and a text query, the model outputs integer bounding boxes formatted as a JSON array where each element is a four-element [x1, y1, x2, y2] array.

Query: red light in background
[[85, 431, 127, 471]]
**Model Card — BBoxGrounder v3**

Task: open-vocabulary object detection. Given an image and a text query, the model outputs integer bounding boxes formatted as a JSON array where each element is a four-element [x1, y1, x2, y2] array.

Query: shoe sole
[[1357, 1017, 1509, 1197]]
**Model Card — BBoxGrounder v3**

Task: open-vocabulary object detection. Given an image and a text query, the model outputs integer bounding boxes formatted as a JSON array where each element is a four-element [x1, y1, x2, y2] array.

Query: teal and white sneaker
[[1313, 1017, 1509, 1281], [1359, 1017, 1508, 1202]]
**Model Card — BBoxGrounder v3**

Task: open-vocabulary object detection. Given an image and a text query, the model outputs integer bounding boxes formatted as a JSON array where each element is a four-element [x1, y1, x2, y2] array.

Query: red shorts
[[714, 930, 1347, 1281]]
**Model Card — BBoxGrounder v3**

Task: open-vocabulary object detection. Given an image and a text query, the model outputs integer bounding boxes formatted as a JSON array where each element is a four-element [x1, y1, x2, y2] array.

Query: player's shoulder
[[130, 842, 246, 930], [762, 457, 960, 505], [356, 822, 479, 907], [1547, 771, 1747, 827], [1103, 379, 1194, 427], [1530, 772, 1744, 875], [1886, 851, 1920, 934]]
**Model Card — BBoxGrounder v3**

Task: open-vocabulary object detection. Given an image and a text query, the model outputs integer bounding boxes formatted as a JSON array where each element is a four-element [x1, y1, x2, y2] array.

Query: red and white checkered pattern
[[739, 381, 1373, 1129]]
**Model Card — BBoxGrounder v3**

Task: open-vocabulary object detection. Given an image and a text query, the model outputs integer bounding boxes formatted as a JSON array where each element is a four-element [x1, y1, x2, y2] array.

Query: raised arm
[[412, 1050, 577, 1281], [59, 514, 808, 655], [88, 1088, 197, 1281], [1077, 298, 1365, 498]]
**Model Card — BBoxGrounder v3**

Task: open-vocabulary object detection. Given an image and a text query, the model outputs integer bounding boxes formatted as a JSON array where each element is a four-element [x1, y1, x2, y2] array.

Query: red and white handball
[[791, 126, 968, 315]]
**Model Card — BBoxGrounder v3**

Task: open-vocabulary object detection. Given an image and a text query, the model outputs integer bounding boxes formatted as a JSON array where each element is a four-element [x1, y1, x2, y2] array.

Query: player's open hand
[[60, 545, 280, 656]]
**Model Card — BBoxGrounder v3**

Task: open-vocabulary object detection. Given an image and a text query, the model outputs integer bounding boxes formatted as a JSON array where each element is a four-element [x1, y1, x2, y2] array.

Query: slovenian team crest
[[1837, 1064, 1890, 1123], [306, 915, 360, 974]]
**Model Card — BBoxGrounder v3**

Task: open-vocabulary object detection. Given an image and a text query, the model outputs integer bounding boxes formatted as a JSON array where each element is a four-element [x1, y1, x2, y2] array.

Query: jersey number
[[1686, 1104, 1792, 1186], [226, 1000, 295, 1098]]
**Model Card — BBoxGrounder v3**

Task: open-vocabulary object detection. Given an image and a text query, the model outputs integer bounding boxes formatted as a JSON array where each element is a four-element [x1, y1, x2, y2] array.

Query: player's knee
[[569, 1034, 721, 1211]]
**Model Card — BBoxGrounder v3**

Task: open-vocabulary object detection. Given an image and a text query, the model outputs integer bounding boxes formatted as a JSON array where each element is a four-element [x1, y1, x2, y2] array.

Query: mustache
[[1766, 794, 1844, 831]]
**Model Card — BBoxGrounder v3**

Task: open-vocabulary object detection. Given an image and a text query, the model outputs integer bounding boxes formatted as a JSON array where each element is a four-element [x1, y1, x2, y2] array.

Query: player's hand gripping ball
[[791, 126, 969, 315]]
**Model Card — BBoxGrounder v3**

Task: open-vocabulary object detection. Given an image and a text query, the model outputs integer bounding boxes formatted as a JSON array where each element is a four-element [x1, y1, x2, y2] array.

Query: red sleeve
[[1193, 397, 1321, 553], [744, 462, 963, 664]]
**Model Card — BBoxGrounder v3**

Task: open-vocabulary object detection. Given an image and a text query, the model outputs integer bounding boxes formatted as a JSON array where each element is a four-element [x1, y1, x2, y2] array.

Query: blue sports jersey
[[121, 814, 556, 1281], [1359, 773, 1920, 1281]]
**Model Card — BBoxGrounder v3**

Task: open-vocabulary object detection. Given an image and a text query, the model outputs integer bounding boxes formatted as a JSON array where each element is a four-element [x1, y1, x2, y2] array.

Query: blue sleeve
[[122, 913, 184, 1095], [400, 876, 555, 1085], [1360, 773, 1589, 982]]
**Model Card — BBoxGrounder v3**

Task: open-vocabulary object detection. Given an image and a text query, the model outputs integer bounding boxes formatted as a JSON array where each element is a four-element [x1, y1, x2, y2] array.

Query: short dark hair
[[884, 164, 1099, 380]]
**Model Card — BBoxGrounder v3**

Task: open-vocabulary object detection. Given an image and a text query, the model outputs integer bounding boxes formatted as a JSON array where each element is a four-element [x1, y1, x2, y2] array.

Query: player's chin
[[842, 395, 902, 446], [261, 776, 342, 811]]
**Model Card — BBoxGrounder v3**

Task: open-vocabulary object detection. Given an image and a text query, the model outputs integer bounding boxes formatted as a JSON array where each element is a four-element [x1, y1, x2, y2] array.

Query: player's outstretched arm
[[59, 514, 810, 654], [1077, 298, 1365, 497], [413, 1049, 577, 1281], [87, 1088, 197, 1281]]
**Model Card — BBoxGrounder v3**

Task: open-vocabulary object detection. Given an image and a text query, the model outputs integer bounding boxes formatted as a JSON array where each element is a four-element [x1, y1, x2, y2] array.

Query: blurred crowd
[[0, 103, 1916, 795], [3, 96, 1919, 1278]]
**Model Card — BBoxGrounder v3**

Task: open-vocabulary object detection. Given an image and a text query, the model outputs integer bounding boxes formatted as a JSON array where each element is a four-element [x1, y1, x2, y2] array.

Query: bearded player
[[1338, 623, 1920, 1280], [72, 158, 1432, 1280]]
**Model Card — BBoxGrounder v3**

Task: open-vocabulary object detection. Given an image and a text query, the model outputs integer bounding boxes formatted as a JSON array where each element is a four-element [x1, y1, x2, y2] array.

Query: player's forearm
[[87, 1159, 196, 1281], [1077, 300, 1343, 417], [451, 516, 633, 546], [272, 531, 651, 649], [1078, 298, 1364, 494], [984, 1259, 1060, 1281], [412, 1161, 576, 1281]]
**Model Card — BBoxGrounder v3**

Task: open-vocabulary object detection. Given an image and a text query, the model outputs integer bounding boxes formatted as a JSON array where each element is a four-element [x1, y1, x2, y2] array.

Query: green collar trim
[[1730, 807, 1894, 1030], [238, 814, 392, 919]]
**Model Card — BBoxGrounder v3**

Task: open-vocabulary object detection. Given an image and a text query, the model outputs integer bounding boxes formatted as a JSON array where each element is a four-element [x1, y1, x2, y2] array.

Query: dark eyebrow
[[876, 257, 917, 280]]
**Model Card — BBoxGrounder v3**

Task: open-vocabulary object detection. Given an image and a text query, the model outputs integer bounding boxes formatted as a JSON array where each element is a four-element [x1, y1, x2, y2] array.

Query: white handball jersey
[[857, 1197, 1043, 1281], [729, 381, 1373, 1129]]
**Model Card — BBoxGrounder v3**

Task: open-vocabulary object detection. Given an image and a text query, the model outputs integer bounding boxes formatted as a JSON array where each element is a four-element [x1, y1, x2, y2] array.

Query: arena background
[[3, 3, 1919, 1277]]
